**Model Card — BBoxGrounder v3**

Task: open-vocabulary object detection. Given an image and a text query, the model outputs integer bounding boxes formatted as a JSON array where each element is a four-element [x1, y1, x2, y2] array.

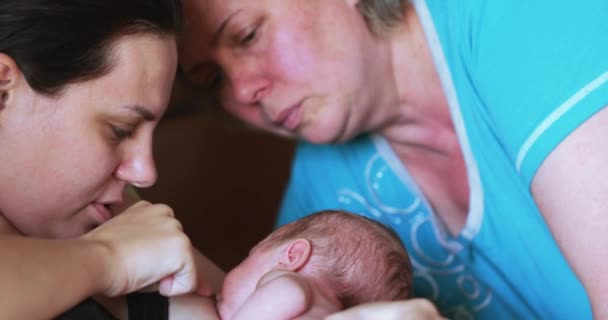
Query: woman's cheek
[[271, 33, 317, 82]]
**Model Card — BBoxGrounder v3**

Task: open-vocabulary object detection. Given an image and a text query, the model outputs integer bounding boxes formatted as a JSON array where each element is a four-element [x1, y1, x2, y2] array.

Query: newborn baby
[[194, 210, 413, 320]]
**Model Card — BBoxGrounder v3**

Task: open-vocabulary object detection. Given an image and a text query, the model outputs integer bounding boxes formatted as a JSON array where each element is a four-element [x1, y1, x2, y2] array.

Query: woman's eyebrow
[[123, 105, 156, 121], [211, 9, 243, 47]]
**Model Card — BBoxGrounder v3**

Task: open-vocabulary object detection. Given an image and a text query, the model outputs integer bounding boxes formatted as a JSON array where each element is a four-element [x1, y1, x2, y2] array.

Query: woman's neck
[[378, 7, 471, 235], [380, 6, 454, 156]]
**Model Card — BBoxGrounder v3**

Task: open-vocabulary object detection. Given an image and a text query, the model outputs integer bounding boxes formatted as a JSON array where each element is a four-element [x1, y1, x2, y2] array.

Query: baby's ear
[[278, 238, 312, 271]]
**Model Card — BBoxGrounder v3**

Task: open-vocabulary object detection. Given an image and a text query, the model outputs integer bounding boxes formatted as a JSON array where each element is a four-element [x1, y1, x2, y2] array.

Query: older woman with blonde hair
[[179, 0, 608, 318]]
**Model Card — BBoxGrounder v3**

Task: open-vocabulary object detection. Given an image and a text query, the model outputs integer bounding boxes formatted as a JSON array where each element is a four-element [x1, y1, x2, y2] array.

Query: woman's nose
[[223, 57, 271, 105], [231, 76, 271, 105], [114, 144, 158, 188]]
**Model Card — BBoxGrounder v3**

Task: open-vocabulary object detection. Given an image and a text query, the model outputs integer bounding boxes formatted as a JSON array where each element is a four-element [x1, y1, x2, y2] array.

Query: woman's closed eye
[[239, 28, 257, 46], [109, 124, 134, 141], [234, 20, 263, 48]]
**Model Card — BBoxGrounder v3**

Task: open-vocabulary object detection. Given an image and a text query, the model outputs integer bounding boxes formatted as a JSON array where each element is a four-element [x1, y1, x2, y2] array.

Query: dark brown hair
[[0, 0, 182, 95]]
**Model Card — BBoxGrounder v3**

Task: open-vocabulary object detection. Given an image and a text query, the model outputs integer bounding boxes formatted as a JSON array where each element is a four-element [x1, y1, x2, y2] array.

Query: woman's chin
[[302, 128, 352, 145]]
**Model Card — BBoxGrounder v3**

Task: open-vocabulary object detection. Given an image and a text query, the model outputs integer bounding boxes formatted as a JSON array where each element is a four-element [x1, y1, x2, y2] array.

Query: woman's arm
[[116, 187, 226, 295], [100, 188, 226, 319], [94, 248, 226, 319], [167, 251, 224, 319], [531, 106, 608, 318], [325, 299, 446, 320], [0, 201, 199, 319], [0, 235, 111, 319]]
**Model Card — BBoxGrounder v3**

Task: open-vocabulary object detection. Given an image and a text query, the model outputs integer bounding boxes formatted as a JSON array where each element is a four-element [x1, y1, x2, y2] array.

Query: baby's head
[[218, 210, 412, 319], [261, 210, 413, 306]]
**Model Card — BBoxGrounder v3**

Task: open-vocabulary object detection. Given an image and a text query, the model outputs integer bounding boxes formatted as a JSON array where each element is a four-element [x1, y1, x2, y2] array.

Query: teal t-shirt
[[277, 0, 608, 318]]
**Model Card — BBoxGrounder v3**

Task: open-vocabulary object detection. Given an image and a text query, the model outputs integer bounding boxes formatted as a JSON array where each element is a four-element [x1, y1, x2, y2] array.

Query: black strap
[[55, 298, 118, 320], [127, 292, 169, 320]]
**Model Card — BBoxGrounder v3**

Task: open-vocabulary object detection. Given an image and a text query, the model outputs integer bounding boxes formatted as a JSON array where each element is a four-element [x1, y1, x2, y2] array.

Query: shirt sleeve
[[469, 0, 608, 186]]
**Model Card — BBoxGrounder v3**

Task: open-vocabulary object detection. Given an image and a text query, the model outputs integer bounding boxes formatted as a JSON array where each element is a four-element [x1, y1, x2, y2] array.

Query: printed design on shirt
[[336, 153, 493, 319]]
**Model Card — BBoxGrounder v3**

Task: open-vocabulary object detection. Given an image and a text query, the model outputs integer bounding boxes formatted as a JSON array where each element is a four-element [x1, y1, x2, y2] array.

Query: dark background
[[138, 79, 295, 271]]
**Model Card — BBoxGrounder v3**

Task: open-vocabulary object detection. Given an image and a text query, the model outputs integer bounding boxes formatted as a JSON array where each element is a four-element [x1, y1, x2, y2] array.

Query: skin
[[326, 299, 447, 320], [217, 243, 284, 319], [0, 34, 173, 239], [219, 238, 341, 320], [179, 0, 400, 144], [232, 270, 342, 320], [0, 34, 208, 319], [162, 239, 332, 320], [531, 107, 608, 319], [180, 0, 608, 317]]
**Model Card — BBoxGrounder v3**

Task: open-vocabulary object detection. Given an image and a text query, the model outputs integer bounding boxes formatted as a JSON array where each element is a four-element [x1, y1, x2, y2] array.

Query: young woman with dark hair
[[0, 1, 222, 319]]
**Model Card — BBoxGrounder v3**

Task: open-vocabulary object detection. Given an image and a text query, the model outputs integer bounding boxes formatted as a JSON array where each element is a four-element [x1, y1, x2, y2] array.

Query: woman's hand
[[83, 201, 198, 297], [325, 299, 446, 320]]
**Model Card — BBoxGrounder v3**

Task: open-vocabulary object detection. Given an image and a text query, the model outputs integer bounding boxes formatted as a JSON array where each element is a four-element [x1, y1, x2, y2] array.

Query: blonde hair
[[357, 0, 411, 34], [262, 210, 413, 307]]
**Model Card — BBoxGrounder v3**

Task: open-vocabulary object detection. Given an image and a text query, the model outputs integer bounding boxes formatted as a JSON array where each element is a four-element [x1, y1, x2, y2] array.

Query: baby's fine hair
[[262, 210, 413, 308]]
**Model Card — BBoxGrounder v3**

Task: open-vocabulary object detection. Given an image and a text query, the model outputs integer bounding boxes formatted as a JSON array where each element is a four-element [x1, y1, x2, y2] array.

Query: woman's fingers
[[83, 201, 197, 297]]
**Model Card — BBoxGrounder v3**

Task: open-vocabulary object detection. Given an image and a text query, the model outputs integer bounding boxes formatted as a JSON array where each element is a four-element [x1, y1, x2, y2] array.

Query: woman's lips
[[273, 102, 302, 130], [93, 203, 113, 223]]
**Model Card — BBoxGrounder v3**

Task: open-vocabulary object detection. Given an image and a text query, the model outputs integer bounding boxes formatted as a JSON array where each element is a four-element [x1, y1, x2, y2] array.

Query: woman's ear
[[0, 53, 21, 108], [277, 239, 312, 272]]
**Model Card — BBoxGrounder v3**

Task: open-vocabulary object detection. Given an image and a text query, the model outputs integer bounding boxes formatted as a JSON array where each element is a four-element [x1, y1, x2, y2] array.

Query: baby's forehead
[[250, 236, 284, 255], [249, 238, 272, 254]]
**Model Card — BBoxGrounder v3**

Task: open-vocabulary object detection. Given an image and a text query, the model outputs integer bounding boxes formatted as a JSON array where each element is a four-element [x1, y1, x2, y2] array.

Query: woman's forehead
[[184, 0, 243, 20], [179, 0, 262, 63], [181, 0, 250, 41]]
